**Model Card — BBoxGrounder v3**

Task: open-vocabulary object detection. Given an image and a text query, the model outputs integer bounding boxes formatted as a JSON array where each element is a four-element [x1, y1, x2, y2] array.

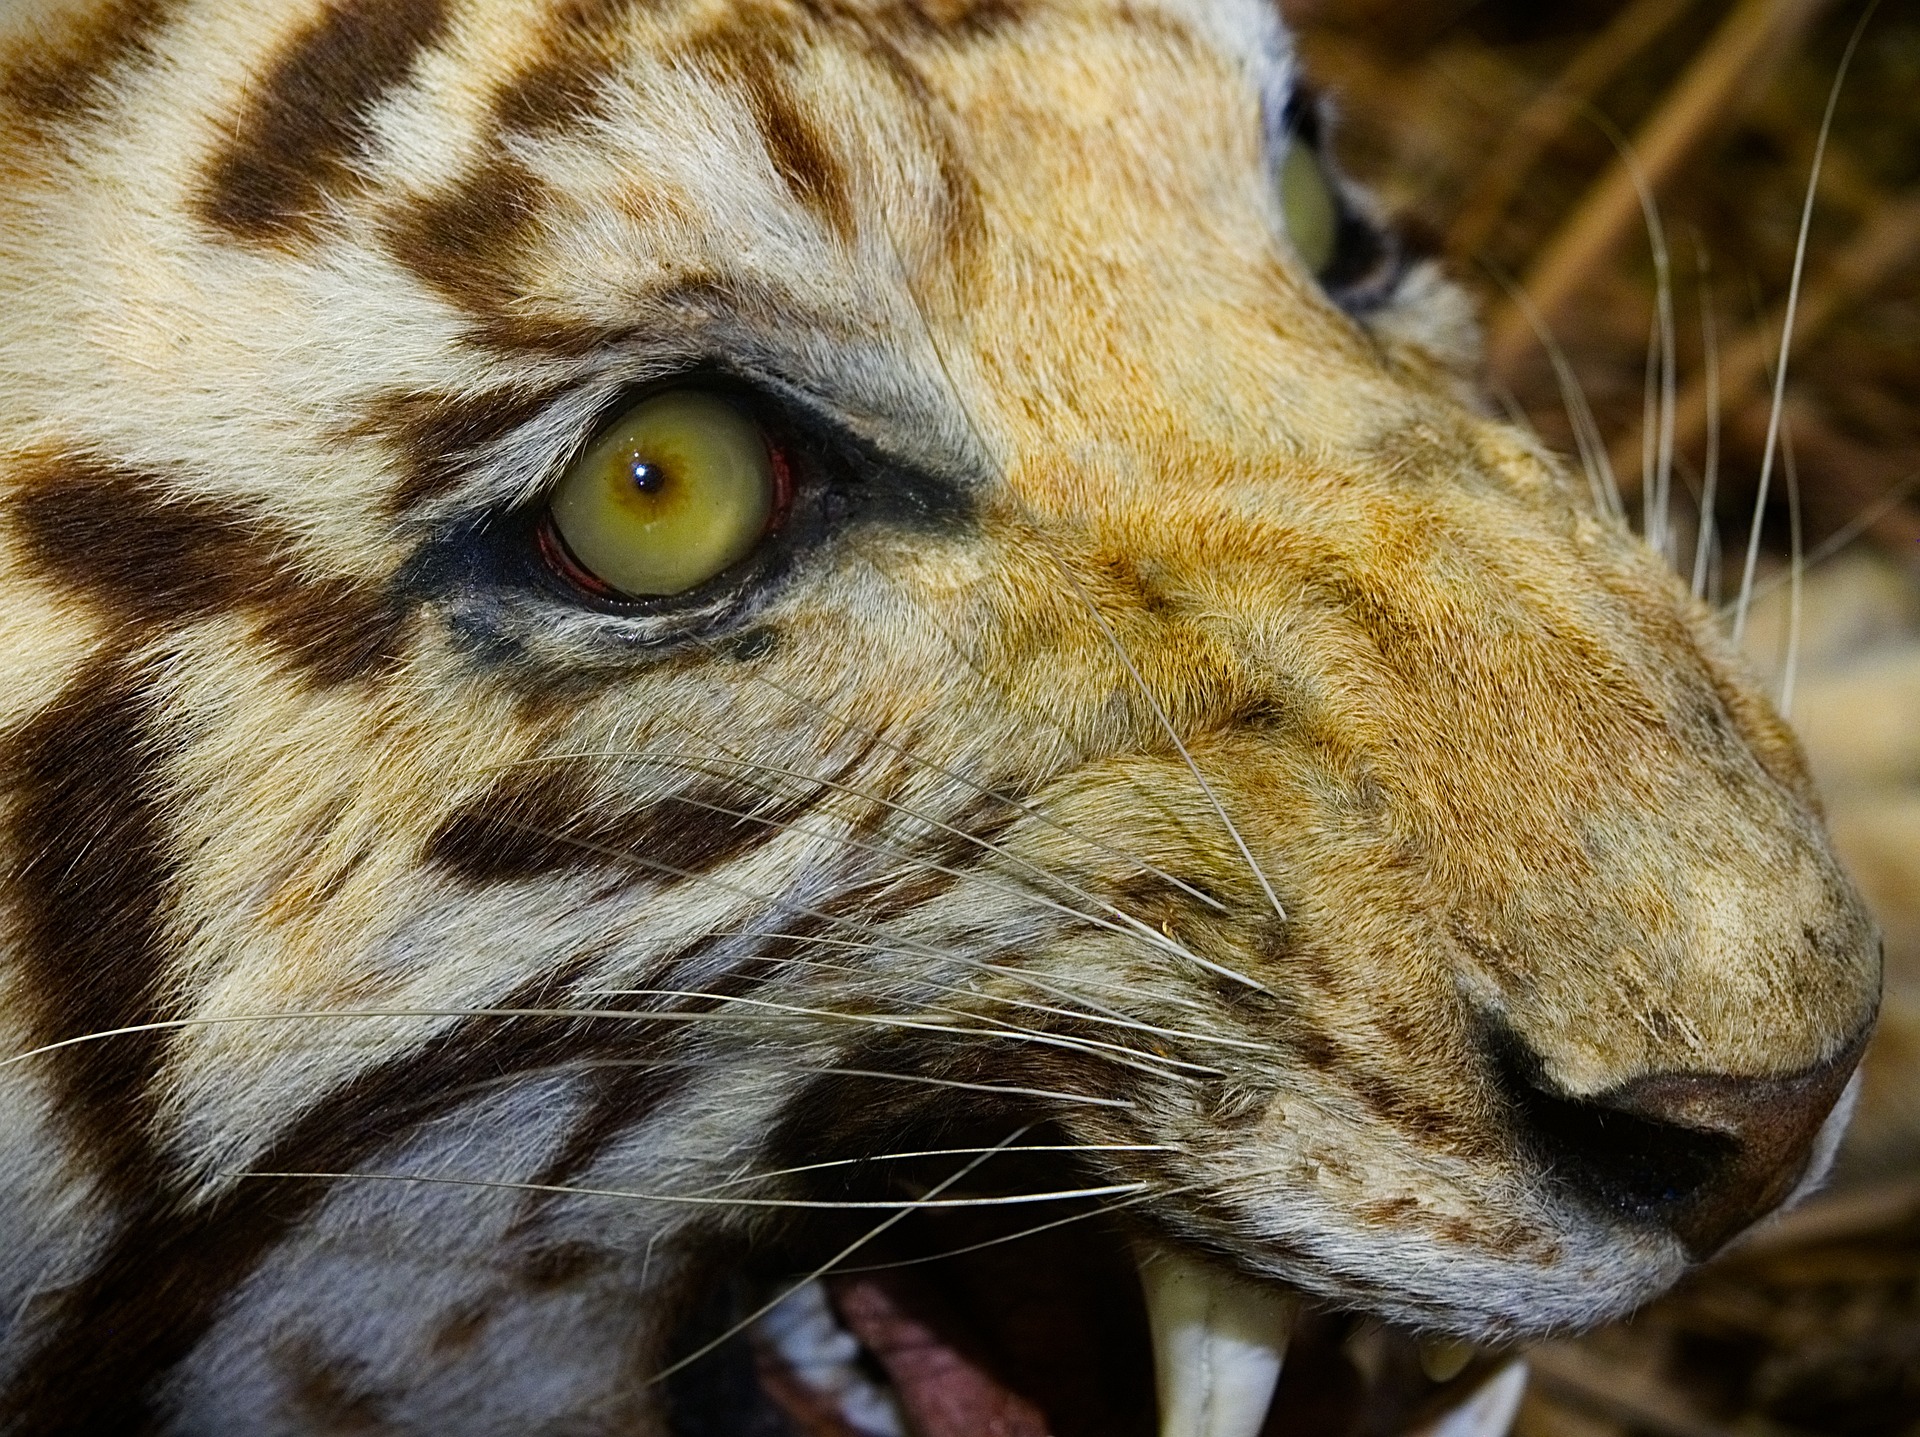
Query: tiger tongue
[[1136, 1246, 1298, 1437], [827, 1273, 1052, 1437]]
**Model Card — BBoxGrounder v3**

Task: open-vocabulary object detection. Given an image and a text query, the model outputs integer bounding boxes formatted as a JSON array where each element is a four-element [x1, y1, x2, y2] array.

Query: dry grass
[[1281, 2, 1920, 1432]]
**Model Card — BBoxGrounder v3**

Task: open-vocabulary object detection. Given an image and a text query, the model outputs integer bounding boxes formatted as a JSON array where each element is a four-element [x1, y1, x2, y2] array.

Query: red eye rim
[[536, 432, 796, 602]]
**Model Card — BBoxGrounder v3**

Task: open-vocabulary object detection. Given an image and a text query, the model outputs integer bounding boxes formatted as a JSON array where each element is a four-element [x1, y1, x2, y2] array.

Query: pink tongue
[[828, 1274, 1053, 1437]]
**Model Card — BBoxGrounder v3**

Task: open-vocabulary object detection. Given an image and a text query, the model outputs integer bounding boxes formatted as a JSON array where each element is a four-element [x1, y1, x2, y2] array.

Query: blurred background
[[1277, 1, 1920, 1432]]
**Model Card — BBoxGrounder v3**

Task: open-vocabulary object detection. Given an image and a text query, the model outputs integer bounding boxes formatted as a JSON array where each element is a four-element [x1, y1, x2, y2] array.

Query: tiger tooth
[[1137, 1246, 1297, 1437], [1418, 1338, 1477, 1383]]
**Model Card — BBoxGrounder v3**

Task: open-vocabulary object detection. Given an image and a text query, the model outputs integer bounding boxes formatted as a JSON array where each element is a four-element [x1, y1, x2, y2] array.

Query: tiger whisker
[[831, 1179, 1194, 1274], [224, 1168, 1153, 1212], [643, 1125, 1038, 1387], [1034, 535, 1288, 944], [497, 745, 1233, 966], [681, 642, 1230, 915], [582, 988, 1221, 1079], [589, 778, 1234, 983], [1732, 0, 1881, 645], [741, 921, 1215, 1021], [483, 804, 1239, 1034], [0, 1004, 1164, 1077], [603, 949, 1268, 1055], [375, 1055, 1178, 1115]]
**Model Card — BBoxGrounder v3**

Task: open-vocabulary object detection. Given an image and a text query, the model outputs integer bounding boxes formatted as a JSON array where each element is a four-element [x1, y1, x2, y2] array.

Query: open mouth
[[660, 1134, 1531, 1437]]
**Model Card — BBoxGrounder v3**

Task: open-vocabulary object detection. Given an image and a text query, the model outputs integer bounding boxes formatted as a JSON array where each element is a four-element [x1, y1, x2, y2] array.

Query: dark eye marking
[[426, 768, 825, 887], [12, 452, 409, 685]]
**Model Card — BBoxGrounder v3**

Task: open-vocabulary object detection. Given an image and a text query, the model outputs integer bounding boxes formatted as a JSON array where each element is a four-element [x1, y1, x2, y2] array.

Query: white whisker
[[1733, 0, 1882, 645], [226, 1168, 1152, 1212]]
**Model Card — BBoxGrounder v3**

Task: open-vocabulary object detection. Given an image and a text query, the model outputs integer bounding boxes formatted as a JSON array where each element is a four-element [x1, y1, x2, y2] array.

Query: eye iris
[[1279, 139, 1338, 278], [547, 390, 778, 598]]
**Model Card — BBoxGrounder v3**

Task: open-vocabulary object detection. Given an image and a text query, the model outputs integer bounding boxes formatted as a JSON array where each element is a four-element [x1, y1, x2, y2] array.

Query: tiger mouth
[[662, 1191, 1527, 1437]]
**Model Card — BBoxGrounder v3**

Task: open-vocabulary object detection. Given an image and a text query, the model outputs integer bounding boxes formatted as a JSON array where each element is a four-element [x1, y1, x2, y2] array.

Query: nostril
[[1492, 1028, 1869, 1258], [1503, 1068, 1738, 1218]]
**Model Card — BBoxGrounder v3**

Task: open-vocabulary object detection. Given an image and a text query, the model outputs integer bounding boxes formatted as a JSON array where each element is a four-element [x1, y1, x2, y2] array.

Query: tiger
[[0, 0, 1882, 1434]]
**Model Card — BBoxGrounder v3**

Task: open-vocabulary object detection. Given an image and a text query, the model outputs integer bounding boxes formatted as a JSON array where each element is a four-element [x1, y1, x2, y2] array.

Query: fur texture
[[0, 0, 1881, 1431]]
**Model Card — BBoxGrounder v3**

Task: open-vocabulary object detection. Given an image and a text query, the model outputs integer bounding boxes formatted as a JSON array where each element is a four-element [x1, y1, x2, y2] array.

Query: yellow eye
[[546, 389, 782, 598], [1278, 138, 1339, 277]]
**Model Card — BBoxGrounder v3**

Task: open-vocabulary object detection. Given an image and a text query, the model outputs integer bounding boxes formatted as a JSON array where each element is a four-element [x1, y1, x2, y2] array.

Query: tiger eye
[[1278, 139, 1339, 277], [548, 389, 777, 597]]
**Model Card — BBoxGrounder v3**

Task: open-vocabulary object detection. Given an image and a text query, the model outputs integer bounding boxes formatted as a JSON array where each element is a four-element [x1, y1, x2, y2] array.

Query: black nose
[[1497, 1028, 1869, 1258]]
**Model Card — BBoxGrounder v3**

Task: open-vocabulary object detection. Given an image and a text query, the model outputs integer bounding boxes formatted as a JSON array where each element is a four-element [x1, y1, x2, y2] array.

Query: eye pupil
[[628, 459, 667, 496]]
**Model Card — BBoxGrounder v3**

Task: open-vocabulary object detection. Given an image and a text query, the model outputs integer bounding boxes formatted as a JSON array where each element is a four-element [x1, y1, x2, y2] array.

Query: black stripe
[[489, 0, 651, 138], [2, 983, 695, 1434], [427, 769, 825, 886], [6, 655, 178, 1208], [14, 453, 408, 685], [681, 16, 855, 242], [194, 0, 451, 245], [381, 154, 617, 355]]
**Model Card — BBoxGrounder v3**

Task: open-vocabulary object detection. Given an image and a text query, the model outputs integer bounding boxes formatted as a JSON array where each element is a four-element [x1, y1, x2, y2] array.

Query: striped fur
[[0, 0, 1881, 1431]]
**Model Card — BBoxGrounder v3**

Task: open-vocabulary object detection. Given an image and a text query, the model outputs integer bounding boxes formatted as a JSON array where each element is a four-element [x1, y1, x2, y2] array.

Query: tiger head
[[0, 0, 1878, 1432]]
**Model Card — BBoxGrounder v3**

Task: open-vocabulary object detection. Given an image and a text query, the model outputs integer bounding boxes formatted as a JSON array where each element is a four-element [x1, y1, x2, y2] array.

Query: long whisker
[[1690, 239, 1722, 599], [594, 781, 1232, 986], [834, 1179, 1193, 1274], [471, 751, 1245, 1013], [1728, 468, 1920, 613], [1733, 0, 1883, 645], [608, 949, 1269, 1056], [700, 1142, 1178, 1192], [683, 642, 1227, 917], [1481, 260, 1625, 522], [732, 921, 1217, 1021], [1586, 107, 1679, 556], [226, 1168, 1151, 1213], [1779, 416, 1805, 717], [433, 1056, 1157, 1112], [644, 1125, 1038, 1386], [0, 1002, 1166, 1077], [1031, 536, 1287, 945], [581, 988, 1220, 1079]]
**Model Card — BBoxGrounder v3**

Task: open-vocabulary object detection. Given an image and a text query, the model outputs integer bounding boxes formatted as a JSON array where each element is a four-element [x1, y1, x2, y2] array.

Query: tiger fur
[[0, 0, 1882, 1432]]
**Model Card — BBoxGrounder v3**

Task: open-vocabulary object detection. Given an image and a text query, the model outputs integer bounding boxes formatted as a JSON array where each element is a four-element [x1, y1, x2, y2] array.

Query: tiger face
[[0, 0, 1879, 1433]]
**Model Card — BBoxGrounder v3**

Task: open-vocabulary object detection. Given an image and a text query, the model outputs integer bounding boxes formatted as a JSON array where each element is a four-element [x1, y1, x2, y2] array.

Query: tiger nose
[[1503, 1028, 1870, 1258]]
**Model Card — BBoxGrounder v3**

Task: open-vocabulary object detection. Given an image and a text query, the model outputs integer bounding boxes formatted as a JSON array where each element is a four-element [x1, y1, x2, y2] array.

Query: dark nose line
[[1596, 1024, 1871, 1257], [1498, 1023, 1872, 1259]]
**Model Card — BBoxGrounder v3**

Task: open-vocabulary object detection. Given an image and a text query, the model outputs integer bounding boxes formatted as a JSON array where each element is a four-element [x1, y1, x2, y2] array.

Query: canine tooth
[[1418, 1338, 1476, 1383], [1137, 1246, 1297, 1437], [1408, 1361, 1529, 1437]]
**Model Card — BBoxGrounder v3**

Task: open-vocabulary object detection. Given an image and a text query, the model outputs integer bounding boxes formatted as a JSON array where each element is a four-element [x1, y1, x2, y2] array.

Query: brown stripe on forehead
[[194, 0, 451, 246], [5, 654, 178, 1209], [427, 766, 828, 886], [489, 0, 653, 137], [2, 981, 697, 1432], [350, 383, 569, 514], [0, 0, 178, 131], [680, 11, 855, 244], [13, 454, 408, 684], [381, 154, 618, 355]]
